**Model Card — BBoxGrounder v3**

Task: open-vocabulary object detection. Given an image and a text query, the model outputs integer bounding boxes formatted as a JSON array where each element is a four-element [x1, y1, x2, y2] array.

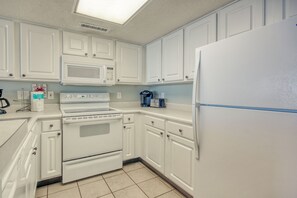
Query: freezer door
[[198, 16, 297, 110], [195, 106, 297, 198]]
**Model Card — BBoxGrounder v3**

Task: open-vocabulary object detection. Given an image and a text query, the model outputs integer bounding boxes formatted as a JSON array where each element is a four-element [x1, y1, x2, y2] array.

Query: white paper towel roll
[[31, 92, 44, 112]]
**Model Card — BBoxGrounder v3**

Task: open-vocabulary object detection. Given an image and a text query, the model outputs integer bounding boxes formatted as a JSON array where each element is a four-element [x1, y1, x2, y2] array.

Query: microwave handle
[[103, 65, 107, 83]]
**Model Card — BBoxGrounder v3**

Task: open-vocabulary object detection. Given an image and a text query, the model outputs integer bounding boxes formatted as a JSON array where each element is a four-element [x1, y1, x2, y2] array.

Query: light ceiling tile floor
[[48, 182, 77, 194], [35, 185, 47, 197], [123, 162, 145, 172], [127, 167, 157, 184], [138, 178, 172, 198], [77, 175, 103, 186], [79, 180, 111, 198], [105, 173, 135, 192], [113, 185, 148, 198], [47, 188, 81, 198], [102, 169, 125, 179]]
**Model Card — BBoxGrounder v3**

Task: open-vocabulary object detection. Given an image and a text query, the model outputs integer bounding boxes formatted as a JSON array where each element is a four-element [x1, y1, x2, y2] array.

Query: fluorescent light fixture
[[75, 0, 149, 25]]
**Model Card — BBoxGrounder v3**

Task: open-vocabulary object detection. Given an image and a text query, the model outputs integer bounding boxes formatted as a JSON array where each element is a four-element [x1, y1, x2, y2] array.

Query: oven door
[[62, 117, 122, 161]]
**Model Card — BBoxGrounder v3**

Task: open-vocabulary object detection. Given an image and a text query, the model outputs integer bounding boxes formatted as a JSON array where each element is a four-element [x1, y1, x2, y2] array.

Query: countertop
[[0, 119, 27, 148]]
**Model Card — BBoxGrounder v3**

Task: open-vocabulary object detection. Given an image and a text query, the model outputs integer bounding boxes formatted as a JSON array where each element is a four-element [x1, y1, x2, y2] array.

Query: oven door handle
[[63, 117, 122, 125]]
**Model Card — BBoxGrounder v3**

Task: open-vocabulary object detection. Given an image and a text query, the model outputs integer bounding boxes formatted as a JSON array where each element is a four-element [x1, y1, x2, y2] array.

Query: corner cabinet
[[116, 41, 142, 84], [218, 0, 264, 40], [0, 19, 14, 79], [162, 29, 184, 82], [146, 39, 162, 83], [92, 37, 114, 59], [184, 14, 216, 81], [20, 23, 60, 80]]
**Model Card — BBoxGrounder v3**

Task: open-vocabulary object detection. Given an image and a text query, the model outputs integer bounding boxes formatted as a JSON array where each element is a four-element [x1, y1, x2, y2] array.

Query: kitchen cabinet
[[116, 41, 142, 83], [92, 37, 114, 59], [162, 29, 184, 82], [20, 23, 60, 80], [165, 133, 195, 195], [144, 125, 165, 173], [146, 39, 162, 83], [265, 0, 284, 25], [0, 19, 14, 79], [41, 131, 61, 179], [218, 0, 264, 40], [285, 0, 297, 18], [63, 32, 88, 56], [123, 124, 135, 161], [184, 14, 216, 80]]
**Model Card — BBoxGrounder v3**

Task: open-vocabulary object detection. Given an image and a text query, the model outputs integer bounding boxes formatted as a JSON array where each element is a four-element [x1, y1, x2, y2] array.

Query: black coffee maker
[[0, 89, 10, 114], [140, 90, 153, 107]]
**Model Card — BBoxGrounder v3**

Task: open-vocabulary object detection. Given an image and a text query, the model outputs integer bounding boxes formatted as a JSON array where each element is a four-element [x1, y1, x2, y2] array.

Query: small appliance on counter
[[140, 90, 153, 107], [31, 92, 44, 112], [0, 89, 10, 114], [150, 93, 166, 108]]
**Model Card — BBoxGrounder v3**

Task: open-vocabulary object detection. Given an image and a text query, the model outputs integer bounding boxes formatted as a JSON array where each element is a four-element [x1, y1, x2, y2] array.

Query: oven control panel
[[60, 93, 110, 103], [63, 113, 122, 123]]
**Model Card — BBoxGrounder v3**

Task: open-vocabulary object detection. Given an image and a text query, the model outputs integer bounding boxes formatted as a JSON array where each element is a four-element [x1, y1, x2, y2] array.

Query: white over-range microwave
[[61, 55, 115, 86]]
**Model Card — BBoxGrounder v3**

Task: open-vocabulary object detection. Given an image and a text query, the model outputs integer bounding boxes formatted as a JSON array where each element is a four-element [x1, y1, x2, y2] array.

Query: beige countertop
[[112, 105, 192, 124]]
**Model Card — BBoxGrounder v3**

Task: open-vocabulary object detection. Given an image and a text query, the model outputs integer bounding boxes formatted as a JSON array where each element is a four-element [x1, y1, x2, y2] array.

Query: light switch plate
[[48, 91, 54, 99], [117, 92, 122, 99]]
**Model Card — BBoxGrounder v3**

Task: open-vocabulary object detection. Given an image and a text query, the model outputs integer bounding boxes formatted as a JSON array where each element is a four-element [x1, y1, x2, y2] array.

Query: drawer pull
[[123, 126, 126, 129], [179, 129, 183, 133], [167, 134, 170, 138], [33, 147, 38, 151], [160, 132, 163, 136], [128, 118, 131, 121], [57, 132, 61, 136], [32, 151, 36, 155], [151, 121, 154, 124], [49, 124, 54, 128], [85, 53, 88, 56]]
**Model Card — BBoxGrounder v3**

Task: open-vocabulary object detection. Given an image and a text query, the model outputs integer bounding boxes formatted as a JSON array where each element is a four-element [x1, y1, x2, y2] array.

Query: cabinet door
[[165, 133, 195, 195], [146, 39, 162, 83], [0, 19, 14, 78], [92, 37, 114, 59], [162, 29, 183, 82], [144, 125, 165, 173], [265, 0, 284, 25], [123, 124, 135, 161], [218, 0, 264, 40], [285, 0, 297, 18], [116, 42, 142, 83], [26, 147, 37, 198], [20, 24, 60, 80], [63, 32, 88, 57], [41, 131, 61, 179], [184, 14, 216, 80]]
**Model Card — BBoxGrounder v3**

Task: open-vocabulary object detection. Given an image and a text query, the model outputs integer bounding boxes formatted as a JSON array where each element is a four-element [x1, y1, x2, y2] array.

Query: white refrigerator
[[192, 16, 297, 198]]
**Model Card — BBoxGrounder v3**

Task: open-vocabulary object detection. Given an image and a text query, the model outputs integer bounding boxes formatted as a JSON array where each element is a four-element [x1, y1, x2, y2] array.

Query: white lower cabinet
[[144, 125, 165, 174], [165, 133, 195, 195], [123, 124, 135, 161], [41, 131, 62, 179]]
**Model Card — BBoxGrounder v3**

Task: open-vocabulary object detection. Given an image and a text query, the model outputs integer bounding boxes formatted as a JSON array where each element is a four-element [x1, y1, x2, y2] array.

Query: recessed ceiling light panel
[[75, 0, 149, 25]]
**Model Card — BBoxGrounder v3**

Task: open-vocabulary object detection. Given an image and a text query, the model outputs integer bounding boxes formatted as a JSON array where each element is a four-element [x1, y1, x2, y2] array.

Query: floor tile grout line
[[103, 175, 115, 196], [47, 183, 78, 196], [76, 182, 83, 198], [124, 168, 150, 198]]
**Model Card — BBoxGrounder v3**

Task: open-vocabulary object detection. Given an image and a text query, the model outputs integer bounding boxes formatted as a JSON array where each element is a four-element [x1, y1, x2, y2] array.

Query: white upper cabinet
[[92, 37, 114, 59], [116, 41, 142, 83], [265, 0, 284, 25], [0, 19, 14, 78], [20, 24, 60, 80], [162, 29, 184, 82], [218, 0, 264, 40], [146, 39, 162, 83], [63, 32, 88, 57], [285, 0, 297, 18], [184, 14, 216, 80]]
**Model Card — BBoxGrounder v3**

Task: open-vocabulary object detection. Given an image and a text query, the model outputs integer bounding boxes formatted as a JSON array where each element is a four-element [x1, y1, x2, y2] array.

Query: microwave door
[[63, 63, 104, 85]]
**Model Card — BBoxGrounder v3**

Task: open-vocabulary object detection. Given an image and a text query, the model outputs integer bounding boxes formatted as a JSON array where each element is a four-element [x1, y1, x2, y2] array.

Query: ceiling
[[0, 0, 234, 45]]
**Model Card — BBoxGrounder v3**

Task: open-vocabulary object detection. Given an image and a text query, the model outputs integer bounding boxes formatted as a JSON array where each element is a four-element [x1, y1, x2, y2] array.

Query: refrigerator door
[[198, 16, 297, 110], [195, 106, 297, 198]]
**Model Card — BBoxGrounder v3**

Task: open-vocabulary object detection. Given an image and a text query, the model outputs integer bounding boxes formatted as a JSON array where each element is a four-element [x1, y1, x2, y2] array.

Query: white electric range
[[60, 93, 123, 183]]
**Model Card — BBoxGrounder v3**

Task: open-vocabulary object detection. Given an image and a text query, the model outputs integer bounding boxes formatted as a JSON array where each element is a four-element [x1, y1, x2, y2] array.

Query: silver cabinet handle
[[49, 124, 54, 128], [33, 147, 37, 151], [167, 134, 170, 138], [93, 54, 96, 57], [179, 129, 183, 133], [85, 53, 88, 56], [128, 118, 131, 121], [123, 126, 126, 129], [57, 132, 61, 136], [22, 74, 26, 77], [162, 78, 165, 81], [160, 132, 163, 135], [185, 75, 189, 79], [32, 151, 37, 155], [9, 73, 13, 77], [151, 121, 154, 124]]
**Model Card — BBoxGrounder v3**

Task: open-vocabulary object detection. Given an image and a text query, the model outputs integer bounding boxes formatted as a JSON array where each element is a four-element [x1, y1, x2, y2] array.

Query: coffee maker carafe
[[140, 90, 153, 107], [0, 89, 10, 114]]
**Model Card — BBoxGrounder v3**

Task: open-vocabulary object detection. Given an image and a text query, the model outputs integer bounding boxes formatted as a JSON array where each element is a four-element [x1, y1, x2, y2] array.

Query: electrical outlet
[[117, 92, 122, 99], [48, 91, 54, 99]]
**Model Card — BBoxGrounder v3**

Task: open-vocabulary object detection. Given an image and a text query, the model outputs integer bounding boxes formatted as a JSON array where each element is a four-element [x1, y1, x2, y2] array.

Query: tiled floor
[[35, 162, 186, 198]]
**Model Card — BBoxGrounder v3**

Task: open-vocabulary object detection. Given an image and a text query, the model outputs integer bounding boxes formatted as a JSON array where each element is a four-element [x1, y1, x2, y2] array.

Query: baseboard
[[37, 176, 62, 187]]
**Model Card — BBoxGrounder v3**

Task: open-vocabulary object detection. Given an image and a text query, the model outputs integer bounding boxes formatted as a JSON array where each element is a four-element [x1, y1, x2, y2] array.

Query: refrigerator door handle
[[192, 49, 201, 160]]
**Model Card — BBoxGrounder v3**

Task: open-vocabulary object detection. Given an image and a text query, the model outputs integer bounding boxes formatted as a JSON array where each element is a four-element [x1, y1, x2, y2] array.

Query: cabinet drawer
[[42, 120, 61, 132], [166, 121, 193, 140], [144, 116, 165, 130], [123, 114, 134, 124]]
